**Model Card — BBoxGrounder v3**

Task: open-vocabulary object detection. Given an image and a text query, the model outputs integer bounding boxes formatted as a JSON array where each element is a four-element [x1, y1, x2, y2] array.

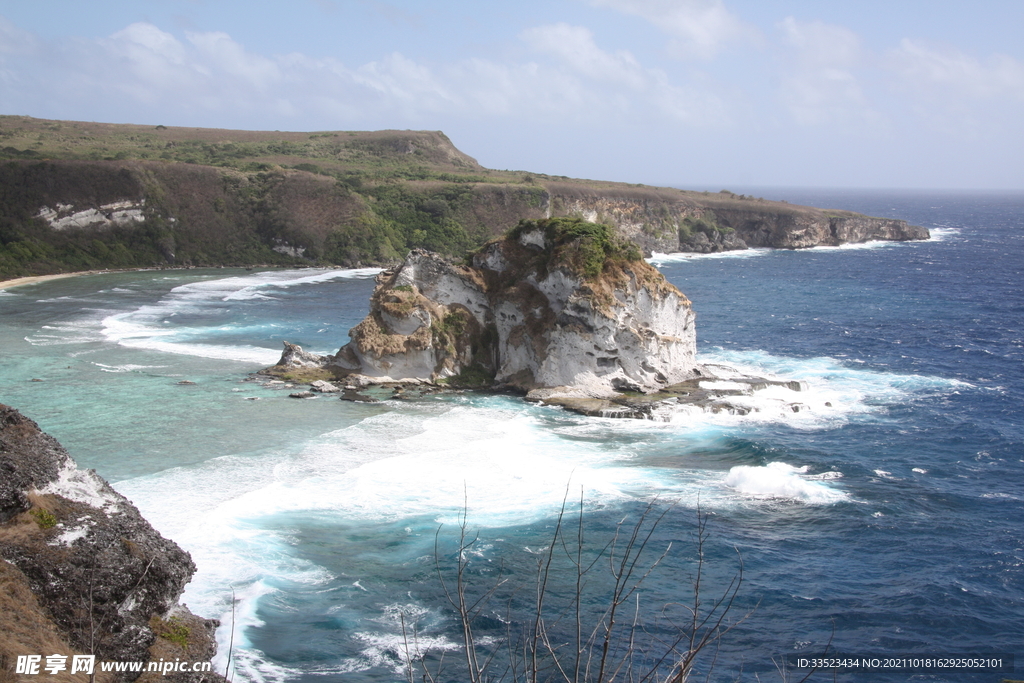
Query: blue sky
[[2, 1, 1022, 189]]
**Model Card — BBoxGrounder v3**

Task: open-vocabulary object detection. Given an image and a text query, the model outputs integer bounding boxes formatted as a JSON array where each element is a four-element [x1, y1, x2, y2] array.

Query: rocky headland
[[0, 405, 223, 683], [263, 217, 812, 418], [0, 116, 928, 281]]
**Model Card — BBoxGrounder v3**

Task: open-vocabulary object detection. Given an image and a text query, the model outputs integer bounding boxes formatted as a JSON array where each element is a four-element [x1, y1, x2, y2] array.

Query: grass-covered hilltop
[[0, 115, 927, 279]]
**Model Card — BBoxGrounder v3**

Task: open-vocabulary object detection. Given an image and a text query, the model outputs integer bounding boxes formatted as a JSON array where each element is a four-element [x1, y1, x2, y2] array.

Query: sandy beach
[[0, 270, 113, 291]]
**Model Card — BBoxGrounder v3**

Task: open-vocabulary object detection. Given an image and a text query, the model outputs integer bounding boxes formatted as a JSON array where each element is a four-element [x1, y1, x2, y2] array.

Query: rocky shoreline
[[257, 350, 811, 421], [0, 405, 224, 683]]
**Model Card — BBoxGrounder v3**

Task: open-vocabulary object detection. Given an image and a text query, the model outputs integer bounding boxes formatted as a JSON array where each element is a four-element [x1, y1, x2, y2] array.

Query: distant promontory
[[0, 116, 927, 280]]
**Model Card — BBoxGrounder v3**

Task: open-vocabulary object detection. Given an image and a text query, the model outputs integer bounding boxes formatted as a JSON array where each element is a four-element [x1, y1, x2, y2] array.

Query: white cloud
[[0, 15, 36, 55], [521, 23, 646, 89], [0, 15, 37, 86], [778, 16, 859, 68], [0, 17, 728, 132], [775, 17, 878, 127], [354, 52, 454, 108], [186, 30, 282, 91], [98, 23, 200, 105], [888, 39, 1024, 100], [519, 22, 728, 124], [589, 0, 751, 60]]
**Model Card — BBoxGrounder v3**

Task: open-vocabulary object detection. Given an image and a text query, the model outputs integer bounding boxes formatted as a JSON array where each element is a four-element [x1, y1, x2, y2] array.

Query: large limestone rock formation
[[309, 218, 699, 398]]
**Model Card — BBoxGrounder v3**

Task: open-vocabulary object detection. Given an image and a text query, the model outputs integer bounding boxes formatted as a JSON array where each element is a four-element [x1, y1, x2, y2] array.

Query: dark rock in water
[[0, 405, 223, 682], [277, 341, 329, 368], [339, 389, 379, 403], [30, 378, 44, 382], [176, 380, 196, 385]]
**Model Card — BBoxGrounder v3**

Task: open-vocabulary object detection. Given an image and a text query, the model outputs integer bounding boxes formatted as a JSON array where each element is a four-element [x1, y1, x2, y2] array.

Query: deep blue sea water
[[1, 190, 1022, 682]]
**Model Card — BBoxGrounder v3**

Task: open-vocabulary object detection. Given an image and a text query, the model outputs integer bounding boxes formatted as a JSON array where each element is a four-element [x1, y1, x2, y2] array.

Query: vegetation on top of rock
[[678, 212, 733, 240], [507, 216, 643, 280]]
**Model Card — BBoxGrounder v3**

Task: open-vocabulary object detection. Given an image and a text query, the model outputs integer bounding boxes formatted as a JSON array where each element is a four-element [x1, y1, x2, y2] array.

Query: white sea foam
[[214, 579, 303, 683], [100, 317, 283, 364], [654, 347, 964, 430], [352, 630, 461, 675], [204, 403, 651, 528], [804, 240, 893, 252], [112, 344, 963, 677], [90, 362, 169, 373], [171, 267, 382, 303], [928, 226, 960, 242], [648, 237, 907, 265], [347, 602, 461, 675], [723, 462, 847, 504], [96, 268, 374, 363], [25, 321, 108, 346], [648, 249, 770, 265]]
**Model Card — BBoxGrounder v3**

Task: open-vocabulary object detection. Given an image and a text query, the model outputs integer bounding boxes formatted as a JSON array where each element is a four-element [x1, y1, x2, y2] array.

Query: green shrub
[[154, 616, 191, 649], [30, 508, 57, 529], [507, 217, 642, 280]]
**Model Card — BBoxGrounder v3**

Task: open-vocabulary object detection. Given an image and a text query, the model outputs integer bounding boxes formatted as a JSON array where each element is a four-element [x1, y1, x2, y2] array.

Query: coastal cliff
[[0, 405, 221, 683], [548, 187, 929, 254], [271, 217, 700, 398], [0, 117, 928, 280]]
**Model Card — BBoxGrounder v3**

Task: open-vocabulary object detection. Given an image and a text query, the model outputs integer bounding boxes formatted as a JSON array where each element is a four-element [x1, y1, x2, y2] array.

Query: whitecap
[[927, 227, 961, 242], [94, 268, 370, 362], [660, 347, 967, 431], [723, 462, 847, 504], [170, 267, 382, 303], [648, 249, 770, 265], [25, 321, 107, 346], [89, 362, 169, 373]]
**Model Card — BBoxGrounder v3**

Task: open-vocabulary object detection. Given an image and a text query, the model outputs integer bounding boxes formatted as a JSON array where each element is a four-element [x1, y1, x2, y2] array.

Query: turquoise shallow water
[[2, 191, 1022, 682]]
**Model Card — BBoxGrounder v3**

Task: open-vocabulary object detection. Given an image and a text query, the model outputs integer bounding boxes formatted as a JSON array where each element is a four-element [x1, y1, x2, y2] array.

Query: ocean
[[1, 189, 1021, 682]]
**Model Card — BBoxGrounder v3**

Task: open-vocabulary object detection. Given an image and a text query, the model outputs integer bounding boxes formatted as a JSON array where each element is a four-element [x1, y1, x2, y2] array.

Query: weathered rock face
[[710, 206, 929, 249], [549, 190, 928, 254], [678, 228, 748, 253], [0, 405, 221, 683], [318, 218, 699, 397]]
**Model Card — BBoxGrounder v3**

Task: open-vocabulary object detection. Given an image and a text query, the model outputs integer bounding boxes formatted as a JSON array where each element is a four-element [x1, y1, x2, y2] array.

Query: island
[[264, 217, 812, 418]]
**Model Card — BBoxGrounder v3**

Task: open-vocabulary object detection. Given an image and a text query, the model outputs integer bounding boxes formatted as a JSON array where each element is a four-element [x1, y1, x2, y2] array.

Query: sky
[[1, 1, 1022, 190]]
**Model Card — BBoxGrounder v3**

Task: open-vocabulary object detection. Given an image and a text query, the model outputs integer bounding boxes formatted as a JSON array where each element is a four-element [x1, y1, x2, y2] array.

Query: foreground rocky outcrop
[[0, 405, 222, 683]]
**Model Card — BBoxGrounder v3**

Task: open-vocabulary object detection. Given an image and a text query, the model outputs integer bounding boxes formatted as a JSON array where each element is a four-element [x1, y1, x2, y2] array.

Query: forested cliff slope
[[0, 116, 927, 279]]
